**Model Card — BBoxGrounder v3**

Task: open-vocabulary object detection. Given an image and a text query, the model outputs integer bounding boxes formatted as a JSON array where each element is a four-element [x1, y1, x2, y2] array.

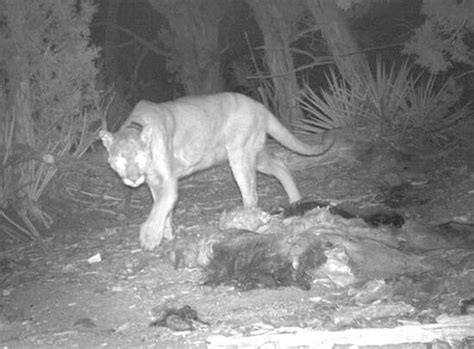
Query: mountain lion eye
[[115, 155, 127, 171]]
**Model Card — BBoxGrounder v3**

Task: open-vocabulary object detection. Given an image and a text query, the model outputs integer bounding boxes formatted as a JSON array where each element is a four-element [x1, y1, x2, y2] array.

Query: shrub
[[0, 0, 101, 240], [296, 59, 470, 149]]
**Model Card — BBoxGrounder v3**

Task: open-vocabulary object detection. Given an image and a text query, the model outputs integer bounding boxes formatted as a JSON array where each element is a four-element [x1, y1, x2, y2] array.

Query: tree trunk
[[148, 0, 228, 95], [103, 0, 122, 85], [306, 0, 369, 85], [247, 0, 305, 129]]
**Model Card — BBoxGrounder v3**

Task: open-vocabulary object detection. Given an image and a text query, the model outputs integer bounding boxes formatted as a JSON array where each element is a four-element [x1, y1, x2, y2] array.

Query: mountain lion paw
[[140, 222, 163, 250]]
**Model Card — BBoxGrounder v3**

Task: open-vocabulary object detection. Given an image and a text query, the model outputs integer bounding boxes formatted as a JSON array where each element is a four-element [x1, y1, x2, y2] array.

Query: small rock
[[453, 215, 469, 223], [73, 317, 96, 329], [62, 264, 76, 273], [111, 285, 123, 292], [88, 253, 101, 264], [42, 154, 55, 164], [115, 322, 132, 333]]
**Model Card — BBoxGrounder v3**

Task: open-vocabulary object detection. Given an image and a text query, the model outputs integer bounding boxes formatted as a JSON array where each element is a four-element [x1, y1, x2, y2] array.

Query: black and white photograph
[[0, 0, 473, 347]]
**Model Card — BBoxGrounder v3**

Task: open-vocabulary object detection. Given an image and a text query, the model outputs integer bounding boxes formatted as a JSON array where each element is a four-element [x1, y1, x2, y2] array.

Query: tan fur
[[100, 92, 333, 250]]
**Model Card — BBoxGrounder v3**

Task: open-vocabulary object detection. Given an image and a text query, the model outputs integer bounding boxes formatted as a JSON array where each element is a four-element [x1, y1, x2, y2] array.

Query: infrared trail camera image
[[0, 0, 473, 347]]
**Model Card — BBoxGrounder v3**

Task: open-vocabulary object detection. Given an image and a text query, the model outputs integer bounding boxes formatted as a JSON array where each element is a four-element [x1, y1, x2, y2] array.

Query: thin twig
[[0, 210, 33, 239]]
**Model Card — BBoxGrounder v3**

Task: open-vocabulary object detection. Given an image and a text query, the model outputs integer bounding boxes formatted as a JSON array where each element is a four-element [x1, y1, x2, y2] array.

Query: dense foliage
[[0, 0, 101, 239]]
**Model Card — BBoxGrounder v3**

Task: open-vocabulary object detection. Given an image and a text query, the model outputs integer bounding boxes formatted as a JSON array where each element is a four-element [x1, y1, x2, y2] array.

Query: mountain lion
[[100, 93, 334, 250]]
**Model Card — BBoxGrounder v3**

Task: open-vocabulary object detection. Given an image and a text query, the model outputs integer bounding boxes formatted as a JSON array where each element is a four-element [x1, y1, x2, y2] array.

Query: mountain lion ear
[[99, 130, 114, 150], [139, 125, 154, 145]]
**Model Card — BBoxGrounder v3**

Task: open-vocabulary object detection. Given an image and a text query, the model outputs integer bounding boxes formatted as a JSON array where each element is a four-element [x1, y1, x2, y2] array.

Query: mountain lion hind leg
[[227, 147, 259, 208], [257, 150, 302, 203]]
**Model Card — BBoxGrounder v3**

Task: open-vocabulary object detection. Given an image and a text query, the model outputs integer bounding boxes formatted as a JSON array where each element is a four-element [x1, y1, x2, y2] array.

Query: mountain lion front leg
[[140, 174, 178, 250]]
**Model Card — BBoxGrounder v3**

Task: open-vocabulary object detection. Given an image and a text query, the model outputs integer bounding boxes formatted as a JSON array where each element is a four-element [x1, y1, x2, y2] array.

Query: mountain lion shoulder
[[100, 92, 334, 250]]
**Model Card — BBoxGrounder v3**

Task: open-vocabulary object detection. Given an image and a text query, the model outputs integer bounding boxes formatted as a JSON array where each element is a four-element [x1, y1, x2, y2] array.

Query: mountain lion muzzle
[[100, 92, 334, 250]]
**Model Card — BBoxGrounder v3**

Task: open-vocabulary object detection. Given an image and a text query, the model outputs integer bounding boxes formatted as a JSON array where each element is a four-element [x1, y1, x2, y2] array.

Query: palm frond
[[294, 58, 469, 148], [295, 70, 367, 133]]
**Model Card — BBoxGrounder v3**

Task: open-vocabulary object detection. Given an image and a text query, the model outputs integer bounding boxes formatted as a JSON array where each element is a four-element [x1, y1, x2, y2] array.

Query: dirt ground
[[1, 137, 474, 348]]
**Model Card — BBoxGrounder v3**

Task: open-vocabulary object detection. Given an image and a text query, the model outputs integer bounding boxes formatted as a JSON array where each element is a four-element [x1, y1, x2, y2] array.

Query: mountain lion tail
[[267, 113, 334, 156]]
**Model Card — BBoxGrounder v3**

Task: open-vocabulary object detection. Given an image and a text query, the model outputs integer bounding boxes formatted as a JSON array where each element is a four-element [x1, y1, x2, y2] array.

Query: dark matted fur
[[282, 199, 404, 228], [203, 230, 327, 291]]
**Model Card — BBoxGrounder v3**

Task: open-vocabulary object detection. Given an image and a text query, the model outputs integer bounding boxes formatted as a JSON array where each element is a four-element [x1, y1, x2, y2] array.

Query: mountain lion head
[[99, 122, 152, 187]]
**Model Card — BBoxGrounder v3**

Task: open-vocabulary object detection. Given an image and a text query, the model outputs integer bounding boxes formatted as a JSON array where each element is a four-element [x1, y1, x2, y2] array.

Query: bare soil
[[1, 138, 474, 348]]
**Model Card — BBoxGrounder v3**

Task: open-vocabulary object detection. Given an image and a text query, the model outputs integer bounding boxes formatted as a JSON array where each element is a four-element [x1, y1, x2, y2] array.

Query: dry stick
[[101, 88, 116, 131], [2, 110, 15, 167], [89, 207, 117, 216], [249, 42, 406, 80], [244, 32, 274, 109], [66, 186, 122, 201], [208, 314, 474, 349], [245, 31, 266, 91], [0, 224, 23, 242], [92, 22, 171, 59], [131, 48, 149, 91], [76, 108, 93, 158], [19, 213, 40, 240], [0, 210, 33, 239], [64, 187, 143, 210]]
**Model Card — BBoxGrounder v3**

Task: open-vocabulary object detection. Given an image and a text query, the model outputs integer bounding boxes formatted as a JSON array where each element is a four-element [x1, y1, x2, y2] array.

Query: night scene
[[0, 0, 473, 347]]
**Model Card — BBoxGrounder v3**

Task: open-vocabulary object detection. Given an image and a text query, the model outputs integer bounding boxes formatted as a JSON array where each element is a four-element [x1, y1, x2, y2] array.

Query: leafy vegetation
[[296, 69, 368, 132], [403, 0, 474, 73], [296, 59, 470, 149], [0, 0, 101, 241]]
